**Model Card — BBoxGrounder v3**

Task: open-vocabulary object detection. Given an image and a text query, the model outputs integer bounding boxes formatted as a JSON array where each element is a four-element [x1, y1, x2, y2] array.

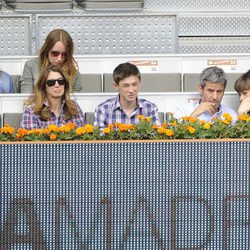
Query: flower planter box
[[0, 140, 249, 249]]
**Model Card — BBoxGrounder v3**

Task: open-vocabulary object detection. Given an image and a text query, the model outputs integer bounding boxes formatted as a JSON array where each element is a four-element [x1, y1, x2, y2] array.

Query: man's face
[[199, 81, 225, 108], [114, 75, 141, 104]]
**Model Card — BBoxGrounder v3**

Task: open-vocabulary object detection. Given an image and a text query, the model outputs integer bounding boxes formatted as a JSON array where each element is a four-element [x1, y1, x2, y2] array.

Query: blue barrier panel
[[0, 141, 249, 249]]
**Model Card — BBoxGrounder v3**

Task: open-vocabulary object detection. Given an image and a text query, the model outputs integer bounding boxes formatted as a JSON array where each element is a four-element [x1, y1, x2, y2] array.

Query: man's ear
[[198, 85, 203, 96], [113, 82, 119, 91]]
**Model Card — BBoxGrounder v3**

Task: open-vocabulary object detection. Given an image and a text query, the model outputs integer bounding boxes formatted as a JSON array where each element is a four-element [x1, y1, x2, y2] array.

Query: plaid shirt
[[21, 100, 85, 129], [94, 95, 160, 129]]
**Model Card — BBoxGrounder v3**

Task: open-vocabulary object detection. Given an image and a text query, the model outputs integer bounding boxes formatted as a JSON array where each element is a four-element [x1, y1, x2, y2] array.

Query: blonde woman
[[20, 65, 85, 129], [20, 29, 82, 93]]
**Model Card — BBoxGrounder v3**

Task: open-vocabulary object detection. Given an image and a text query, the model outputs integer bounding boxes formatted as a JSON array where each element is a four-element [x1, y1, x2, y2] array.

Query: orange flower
[[103, 127, 111, 134], [221, 119, 230, 125], [83, 124, 94, 133], [238, 114, 250, 121], [199, 120, 206, 125], [157, 127, 166, 134], [222, 113, 232, 123], [59, 125, 71, 133], [50, 133, 57, 141], [165, 129, 174, 137], [152, 124, 159, 129], [117, 124, 135, 132], [108, 124, 114, 130], [46, 124, 59, 133], [186, 125, 196, 134], [17, 128, 28, 136], [171, 120, 177, 127], [67, 122, 75, 129], [1, 126, 15, 134], [137, 115, 144, 120], [162, 122, 168, 128], [75, 127, 85, 136], [203, 123, 211, 130]]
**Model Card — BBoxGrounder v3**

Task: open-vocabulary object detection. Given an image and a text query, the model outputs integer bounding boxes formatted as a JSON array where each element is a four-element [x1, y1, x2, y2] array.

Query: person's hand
[[191, 102, 218, 117], [238, 97, 250, 115]]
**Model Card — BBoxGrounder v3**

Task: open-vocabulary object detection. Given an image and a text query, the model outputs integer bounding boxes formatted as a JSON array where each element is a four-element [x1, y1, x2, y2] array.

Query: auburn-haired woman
[[234, 70, 250, 115], [20, 65, 85, 129], [20, 29, 81, 93]]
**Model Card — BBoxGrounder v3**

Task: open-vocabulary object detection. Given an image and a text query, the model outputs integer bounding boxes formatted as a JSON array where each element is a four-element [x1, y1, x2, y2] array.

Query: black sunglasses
[[46, 79, 66, 87]]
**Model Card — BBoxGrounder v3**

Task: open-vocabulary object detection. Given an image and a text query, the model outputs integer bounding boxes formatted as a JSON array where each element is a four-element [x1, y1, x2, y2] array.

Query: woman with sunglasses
[[20, 29, 81, 93], [20, 65, 85, 129], [234, 70, 250, 115]]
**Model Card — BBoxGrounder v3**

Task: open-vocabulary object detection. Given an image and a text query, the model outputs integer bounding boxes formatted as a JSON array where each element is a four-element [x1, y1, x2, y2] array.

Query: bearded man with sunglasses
[[20, 65, 85, 129], [20, 29, 82, 93]]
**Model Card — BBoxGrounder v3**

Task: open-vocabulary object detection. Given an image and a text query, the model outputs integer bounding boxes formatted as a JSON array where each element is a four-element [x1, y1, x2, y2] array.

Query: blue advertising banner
[[0, 141, 249, 249]]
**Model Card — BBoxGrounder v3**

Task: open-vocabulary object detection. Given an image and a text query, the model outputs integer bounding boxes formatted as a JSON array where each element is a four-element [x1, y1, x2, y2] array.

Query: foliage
[[0, 114, 250, 142]]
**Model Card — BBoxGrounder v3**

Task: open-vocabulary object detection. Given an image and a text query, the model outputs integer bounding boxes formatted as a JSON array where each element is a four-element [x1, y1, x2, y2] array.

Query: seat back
[[11, 75, 21, 93], [5, 0, 73, 10], [103, 73, 181, 92], [183, 73, 242, 92], [3, 113, 23, 130], [80, 74, 102, 92], [85, 112, 95, 125]]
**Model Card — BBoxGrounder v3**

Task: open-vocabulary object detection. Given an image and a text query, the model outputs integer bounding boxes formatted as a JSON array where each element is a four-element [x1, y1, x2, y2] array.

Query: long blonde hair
[[26, 65, 79, 121], [39, 29, 78, 85]]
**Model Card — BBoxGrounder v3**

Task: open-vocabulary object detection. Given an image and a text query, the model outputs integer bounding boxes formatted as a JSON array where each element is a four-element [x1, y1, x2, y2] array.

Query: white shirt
[[173, 100, 238, 122]]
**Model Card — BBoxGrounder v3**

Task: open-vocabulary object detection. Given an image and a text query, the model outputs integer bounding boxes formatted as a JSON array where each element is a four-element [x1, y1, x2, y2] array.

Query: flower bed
[[0, 114, 250, 141]]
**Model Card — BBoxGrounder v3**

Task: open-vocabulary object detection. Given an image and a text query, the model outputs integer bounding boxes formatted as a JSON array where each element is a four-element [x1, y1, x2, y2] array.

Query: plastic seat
[[103, 73, 181, 92], [3, 113, 23, 129]]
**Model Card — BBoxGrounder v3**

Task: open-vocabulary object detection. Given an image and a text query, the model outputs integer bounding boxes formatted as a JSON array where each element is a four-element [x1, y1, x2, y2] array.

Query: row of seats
[[1, 112, 166, 129], [11, 72, 241, 93], [2, 0, 143, 10]]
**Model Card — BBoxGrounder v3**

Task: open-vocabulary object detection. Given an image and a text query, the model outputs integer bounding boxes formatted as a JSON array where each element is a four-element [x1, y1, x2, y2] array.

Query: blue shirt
[[173, 100, 238, 122], [0, 71, 14, 93], [94, 95, 160, 129]]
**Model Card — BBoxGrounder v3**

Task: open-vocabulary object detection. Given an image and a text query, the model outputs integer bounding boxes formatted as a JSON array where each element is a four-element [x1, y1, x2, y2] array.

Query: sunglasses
[[46, 79, 66, 87], [49, 50, 67, 58]]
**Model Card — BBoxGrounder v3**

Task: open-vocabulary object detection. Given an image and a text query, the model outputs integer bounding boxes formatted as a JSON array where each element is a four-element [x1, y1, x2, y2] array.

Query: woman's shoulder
[[24, 57, 40, 67]]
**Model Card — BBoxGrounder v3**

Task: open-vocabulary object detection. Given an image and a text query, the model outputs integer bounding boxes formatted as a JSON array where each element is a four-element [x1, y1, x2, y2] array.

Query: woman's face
[[48, 41, 67, 66], [239, 89, 250, 102], [45, 71, 65, 99]]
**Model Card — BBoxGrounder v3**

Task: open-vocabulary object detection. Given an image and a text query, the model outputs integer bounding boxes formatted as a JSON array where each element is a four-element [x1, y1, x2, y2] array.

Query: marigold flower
[[17, 128, 28, 136], [137, 115, 144, 120], [221, 119, 230, 125], [203, 123, 211, 130], [1, 126, 15, 134], [76, 127, 85, 136], [59, 125, 71, 133], [162, 122, 168, 128], [145, 116, 151, 122], [108, 124, 114, 130], [67, 122, 75, 129], [171, 120, 177, 127], [238, 114, 250, 121], [103, 127, 111, 134], [152, 124, 159, 129], [186, 125, 196, 134], [199, 120, 206, 125], [47, 124, 59, 133], [83, 124, 94, 133], [118, 124, 135, 131], [50, 133, 57, 141], [222, 113, 232, 123], [165, 129, 174, 137], [157, 127, 166, 134]]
